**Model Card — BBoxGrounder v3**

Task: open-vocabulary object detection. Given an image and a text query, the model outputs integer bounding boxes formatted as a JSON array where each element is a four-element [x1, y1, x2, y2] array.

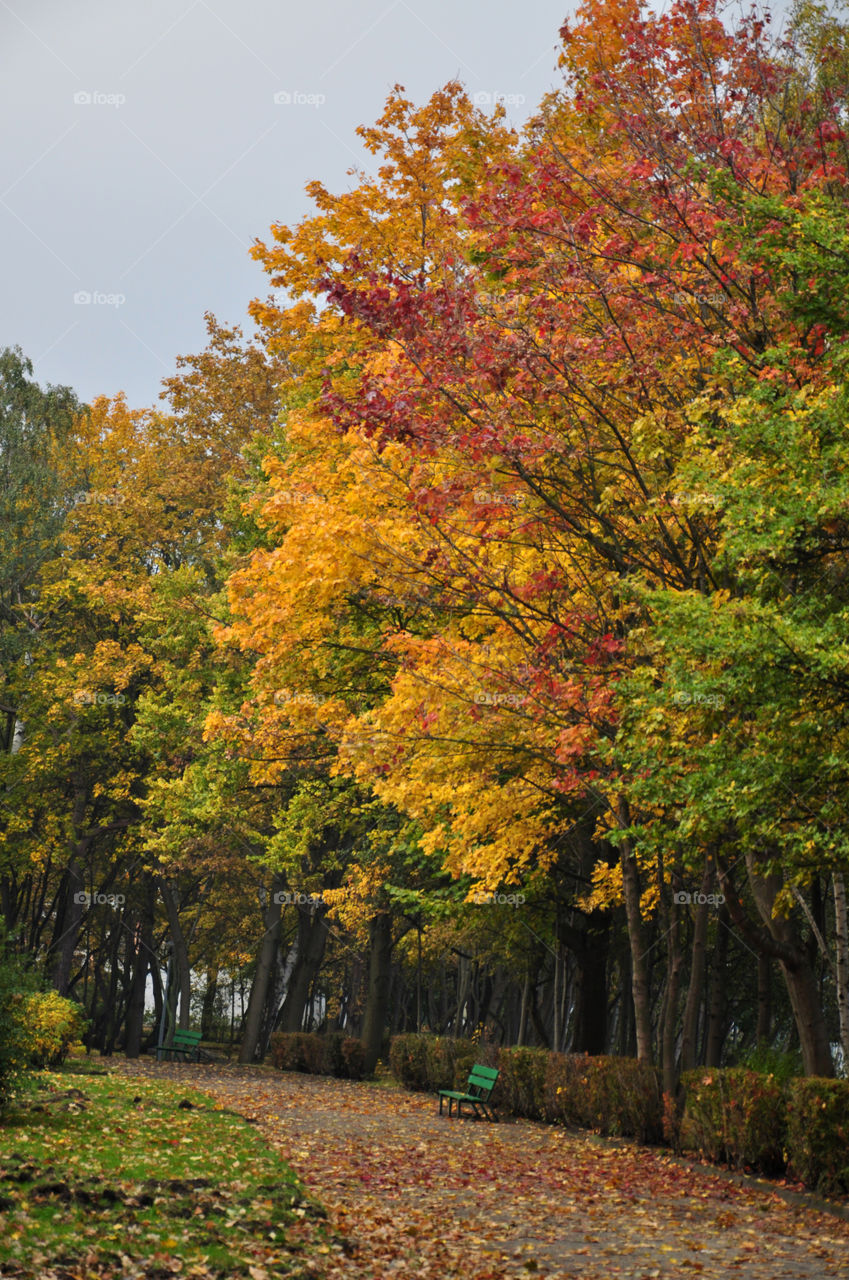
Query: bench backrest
[[172, 1029, 202, 1046], [465, 1064, 499, 1099]]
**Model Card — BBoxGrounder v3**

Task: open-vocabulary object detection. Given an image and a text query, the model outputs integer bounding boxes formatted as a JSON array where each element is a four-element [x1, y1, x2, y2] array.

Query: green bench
[[156, 1029, 206, 1062], [438, 1064, 499, 1122]]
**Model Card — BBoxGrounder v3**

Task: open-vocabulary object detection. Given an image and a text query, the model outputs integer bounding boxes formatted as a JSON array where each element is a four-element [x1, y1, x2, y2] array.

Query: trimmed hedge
[[498, 1047, 550, 1118], [787, 1078, 849, 1196], [389, 1033, 431, 1090], [545, 1053, 663, 1141], [389, 1034, 494, 1092], [680, 1069, 849, 1191], [389, 1037, 662, 1141], [679, 1068, 786, 1174], [269, 1031, 366, 1080]]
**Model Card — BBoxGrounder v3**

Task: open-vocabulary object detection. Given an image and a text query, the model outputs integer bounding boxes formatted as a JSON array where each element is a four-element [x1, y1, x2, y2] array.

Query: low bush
[[269, 1031, 368, 1079], [787, 1078, 849, 1196], [389, 1034, 495, 1092], [23, 991, 86, 1068], [425, 1036, 479, 1092], [498, 1047, 549, 1118], [545, 1053, 662, 1140], [679, 1068, 786, 1174], [340, 1037, 366, 1080], [270, 1031, 312, 1072], [389, 1033, 430, 1090]]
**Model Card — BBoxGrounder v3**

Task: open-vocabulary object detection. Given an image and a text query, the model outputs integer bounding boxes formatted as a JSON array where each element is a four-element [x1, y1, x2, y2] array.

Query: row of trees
[[3, 0, 849, 1082]]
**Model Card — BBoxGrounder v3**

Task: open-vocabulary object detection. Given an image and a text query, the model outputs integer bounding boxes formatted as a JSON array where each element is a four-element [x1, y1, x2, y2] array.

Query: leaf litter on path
[[115, 1060, 849, 1280]]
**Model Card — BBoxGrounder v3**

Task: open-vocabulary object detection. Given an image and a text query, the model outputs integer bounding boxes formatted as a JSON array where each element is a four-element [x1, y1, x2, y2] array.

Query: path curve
[[114, 1060, 849, 1279]]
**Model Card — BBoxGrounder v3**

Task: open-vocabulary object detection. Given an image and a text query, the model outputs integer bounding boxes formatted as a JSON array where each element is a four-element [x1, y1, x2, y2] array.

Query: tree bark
[[124, 874, 156, 1058], [50, 788, 91, 993], [239, 879, 283, 1064], [715, 853, 832, 1076], [757, 953, 772, 1046], [834, 872, 849, 1065], [574, 914, 608, 1054], [277, 903, 329, 1033], [706, 904, 729, 1067], [201, 967, 219, 1041], [615, 799, 652, 1062], [661, 903, 683, 1094], [741, 853, 833, 1077], [680, 858, 713, 1072], [160, 883, 192, 1029], [361, 911, 393, 1074]]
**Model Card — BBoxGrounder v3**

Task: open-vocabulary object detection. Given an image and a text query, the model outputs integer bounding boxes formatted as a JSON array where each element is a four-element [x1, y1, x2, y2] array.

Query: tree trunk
[[50, 791, 92, 994], [742, 853, 833, 1077], [615, 799, 652, 1062], [239, 881, 283, 1064], [160, 883, 192, 1029], [517, 969, 530, 1046], [574, 915, 608, 1054], [361, 912, 393, 1074], [680, 858, 713, 1072], [124, 874, 156, 1058], [833, 872, 849, 1066], [277, 904, 329, 1033], [201, 967, 219, 1041], [706, 904, 729, 1067], [50, 857, 87, 995], [757, 954, 772, 1046], [454, 953, 471, 1037], [661, 904, 683, 1094]]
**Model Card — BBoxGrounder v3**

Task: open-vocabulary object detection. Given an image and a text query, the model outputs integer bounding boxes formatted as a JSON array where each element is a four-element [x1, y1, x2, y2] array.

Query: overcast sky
[[2, 0, 575, 408]]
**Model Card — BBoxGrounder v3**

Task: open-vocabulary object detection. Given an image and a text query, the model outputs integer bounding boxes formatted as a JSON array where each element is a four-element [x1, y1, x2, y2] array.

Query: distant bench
[[438, 1064, 499, 1122], [155, 1029, 211, 1062]]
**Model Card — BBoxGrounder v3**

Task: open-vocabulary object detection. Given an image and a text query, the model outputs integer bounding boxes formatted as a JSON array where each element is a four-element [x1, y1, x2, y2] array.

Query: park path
[[114, 1059, 849, 1280]]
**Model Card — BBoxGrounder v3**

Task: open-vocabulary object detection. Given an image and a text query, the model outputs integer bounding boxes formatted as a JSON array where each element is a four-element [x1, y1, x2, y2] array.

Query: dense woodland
[[4, 0, 849, 1088]]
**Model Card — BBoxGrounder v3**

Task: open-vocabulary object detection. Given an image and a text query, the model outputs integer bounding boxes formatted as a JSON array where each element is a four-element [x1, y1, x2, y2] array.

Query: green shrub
[[321, 1031, 346, 1076], [389, 1034, 493, 1091], [23, 991, 86, 1067], [680, 1068, 786, 1174], [497, 1047, 549, 1118], [544, 1053, 662, 1140], [341, 1037, 366, 1080], [269, 1030, 368, 1079], [739, 1042, 803, 1082], [300, 1032, 329, 1075], [389, 1034, 430, 1090], [424, 1036, 479, 1092], [786, 1078, 849, 1196], [269, 1031, 311, 1072]]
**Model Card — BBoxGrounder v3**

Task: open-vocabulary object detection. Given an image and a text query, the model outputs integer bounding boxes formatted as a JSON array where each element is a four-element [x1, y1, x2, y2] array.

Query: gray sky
[[2, 0, 571, 408]]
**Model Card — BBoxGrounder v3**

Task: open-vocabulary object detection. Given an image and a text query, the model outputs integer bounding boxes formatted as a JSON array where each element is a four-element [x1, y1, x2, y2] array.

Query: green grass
[[0, 1070, 330, 1278]]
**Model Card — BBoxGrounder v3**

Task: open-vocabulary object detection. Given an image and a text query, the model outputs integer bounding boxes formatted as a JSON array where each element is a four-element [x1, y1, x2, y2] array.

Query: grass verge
[[0, 1069, 330, 1279]]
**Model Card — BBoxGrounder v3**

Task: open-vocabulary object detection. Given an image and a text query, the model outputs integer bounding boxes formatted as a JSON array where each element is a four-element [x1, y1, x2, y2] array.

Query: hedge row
[[269, 1031, 366, 1080], [389, 1036, 663, 1141], [389, 1037, 849, 1196], [681, 1068, 849, 1195]]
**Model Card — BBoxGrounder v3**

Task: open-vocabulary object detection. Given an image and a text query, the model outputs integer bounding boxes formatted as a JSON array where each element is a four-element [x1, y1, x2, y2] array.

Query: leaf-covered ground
[[114, 1060, 849, 1279], [0, 1066, 329, 1278]]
